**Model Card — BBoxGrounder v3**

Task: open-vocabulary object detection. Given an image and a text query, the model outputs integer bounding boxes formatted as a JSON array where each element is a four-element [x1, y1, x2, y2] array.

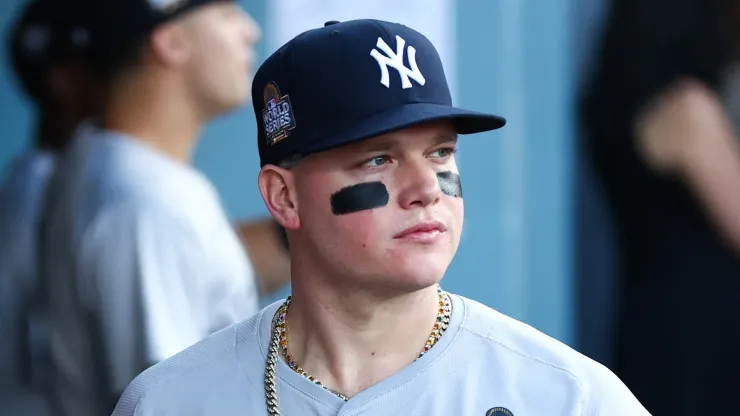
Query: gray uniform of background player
[[39, 124, 259, 416]]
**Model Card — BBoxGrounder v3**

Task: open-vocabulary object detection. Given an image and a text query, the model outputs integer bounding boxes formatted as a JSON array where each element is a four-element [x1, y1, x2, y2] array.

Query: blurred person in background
[[582, 0, 740, 413], [38, 0, 289, 415], [0, 0, 101, 414]]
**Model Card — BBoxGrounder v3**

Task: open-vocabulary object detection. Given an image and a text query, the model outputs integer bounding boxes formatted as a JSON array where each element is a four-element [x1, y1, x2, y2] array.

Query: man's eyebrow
[[360, 137, 399, 153], [358, 131, 459, 153], [437, 132, 459, 143]]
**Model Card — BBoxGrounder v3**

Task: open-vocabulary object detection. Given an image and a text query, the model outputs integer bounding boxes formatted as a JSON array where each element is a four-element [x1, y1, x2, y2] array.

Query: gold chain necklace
[[264, 286, 452, 415]]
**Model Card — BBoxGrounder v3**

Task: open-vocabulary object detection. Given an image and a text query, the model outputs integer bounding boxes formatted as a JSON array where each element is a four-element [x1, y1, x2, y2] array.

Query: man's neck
[[286, 278, 441, 398], [102, 75, 204, 163]]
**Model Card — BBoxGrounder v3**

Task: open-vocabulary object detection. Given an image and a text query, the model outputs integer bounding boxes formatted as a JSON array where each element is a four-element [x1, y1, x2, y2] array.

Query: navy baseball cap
[[8, 0, 92, 101], [253, 19, 506, 167]]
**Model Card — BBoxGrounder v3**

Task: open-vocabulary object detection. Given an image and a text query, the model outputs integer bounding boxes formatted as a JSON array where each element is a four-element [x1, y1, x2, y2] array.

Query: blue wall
[[0, 2, 33, 166], [449, 0, 575, 343], [574, 0, 616, 365], [0, 0, 576, 345]]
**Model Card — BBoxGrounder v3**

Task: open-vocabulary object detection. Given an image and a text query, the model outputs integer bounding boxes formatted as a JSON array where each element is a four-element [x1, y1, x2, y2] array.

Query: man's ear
[[258, 165, 301, 230], [148, 23, 190, 68]]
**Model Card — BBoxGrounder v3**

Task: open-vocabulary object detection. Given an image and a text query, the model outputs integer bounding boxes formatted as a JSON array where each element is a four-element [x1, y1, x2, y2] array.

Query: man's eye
[[431, 147, 456, 158], [366, 155, 391, 167]]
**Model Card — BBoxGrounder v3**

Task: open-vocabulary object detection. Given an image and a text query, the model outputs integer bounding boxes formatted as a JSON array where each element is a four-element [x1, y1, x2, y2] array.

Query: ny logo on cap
[[370, 35, 425, 89]]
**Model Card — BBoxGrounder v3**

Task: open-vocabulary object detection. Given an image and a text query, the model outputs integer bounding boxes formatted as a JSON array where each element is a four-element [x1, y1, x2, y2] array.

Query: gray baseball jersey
[[113, 294, 649, 415], [39, 124, 259, 416]]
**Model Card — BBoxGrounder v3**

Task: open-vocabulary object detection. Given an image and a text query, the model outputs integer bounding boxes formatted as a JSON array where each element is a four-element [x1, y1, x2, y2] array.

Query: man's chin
[[387, 263, 448, 290], [362, 278, 442, 300]]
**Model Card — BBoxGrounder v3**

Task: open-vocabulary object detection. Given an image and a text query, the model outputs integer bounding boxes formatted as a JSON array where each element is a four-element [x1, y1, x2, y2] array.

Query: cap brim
[[300, 102, 506, 158]]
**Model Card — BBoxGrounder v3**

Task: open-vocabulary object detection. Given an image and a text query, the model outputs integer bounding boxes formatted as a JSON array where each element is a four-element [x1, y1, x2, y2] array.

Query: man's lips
[[394, 220, 447, 239]]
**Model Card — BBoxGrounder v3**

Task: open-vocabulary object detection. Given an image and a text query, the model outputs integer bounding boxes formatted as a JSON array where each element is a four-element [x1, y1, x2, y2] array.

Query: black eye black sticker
[[437, 171, 462, 198], [330, 172, 461, 215], [330, 182, 390, 215]]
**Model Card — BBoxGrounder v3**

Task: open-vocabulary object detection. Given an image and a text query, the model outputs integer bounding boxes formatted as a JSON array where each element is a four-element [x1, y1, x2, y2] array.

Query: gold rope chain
[[264, 287, 452, 415]]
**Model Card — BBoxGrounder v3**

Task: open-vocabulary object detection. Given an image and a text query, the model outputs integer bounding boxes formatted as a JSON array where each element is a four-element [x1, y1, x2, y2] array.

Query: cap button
[[324, 20, 340, 27]]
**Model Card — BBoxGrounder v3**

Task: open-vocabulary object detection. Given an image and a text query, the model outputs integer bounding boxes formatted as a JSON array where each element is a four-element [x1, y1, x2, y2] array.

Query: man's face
[[179, 2, 261, 115], [286, 122, 463, 293]]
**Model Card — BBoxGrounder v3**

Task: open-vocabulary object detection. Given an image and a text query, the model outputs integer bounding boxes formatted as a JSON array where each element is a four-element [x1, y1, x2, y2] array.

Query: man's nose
[[396, 159, 442, 209]]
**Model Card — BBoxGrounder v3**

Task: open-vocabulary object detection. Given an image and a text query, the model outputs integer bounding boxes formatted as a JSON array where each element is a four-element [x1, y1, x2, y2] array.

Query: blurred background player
[[0, 0, 101, 414], [37, 0, 289, 415], [582, 0, 740, 413]]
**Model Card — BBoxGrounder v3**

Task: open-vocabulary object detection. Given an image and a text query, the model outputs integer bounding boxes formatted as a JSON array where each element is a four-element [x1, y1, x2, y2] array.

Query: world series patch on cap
[[252, 19, 506, 167]]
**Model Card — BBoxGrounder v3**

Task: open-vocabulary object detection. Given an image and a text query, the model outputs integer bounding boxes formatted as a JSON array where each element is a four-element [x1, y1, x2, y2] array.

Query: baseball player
[[0, 0, 100, 413], [37, 0, 288, 415], [113, 19, 649, 415]]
